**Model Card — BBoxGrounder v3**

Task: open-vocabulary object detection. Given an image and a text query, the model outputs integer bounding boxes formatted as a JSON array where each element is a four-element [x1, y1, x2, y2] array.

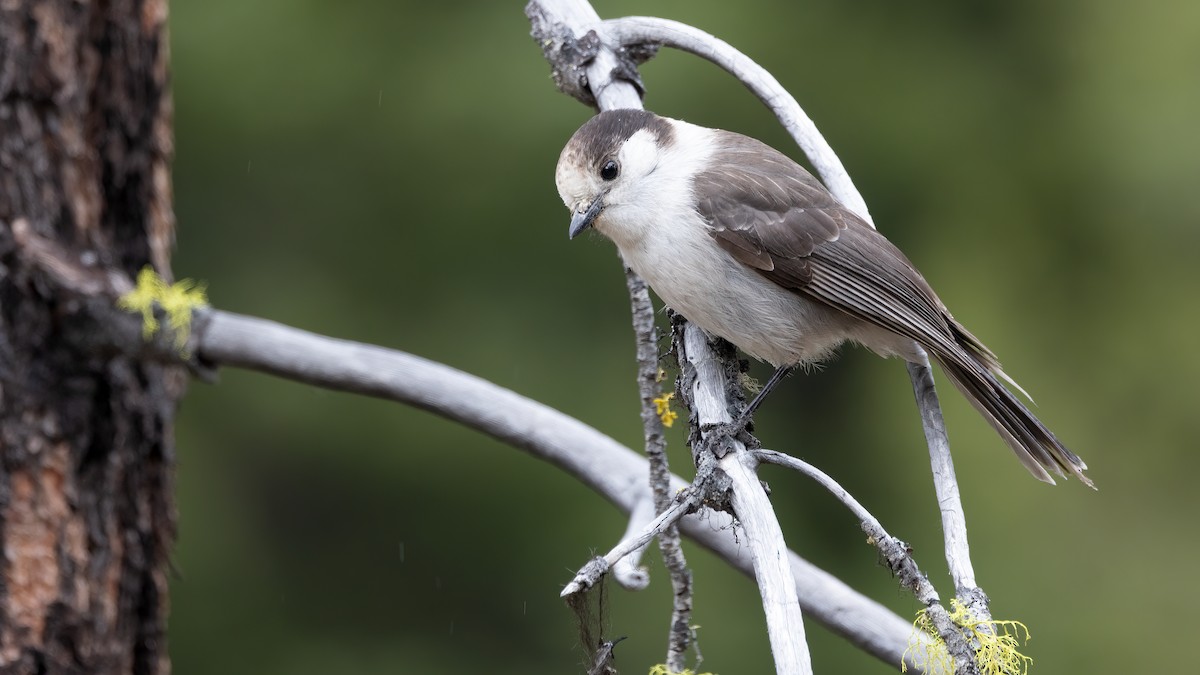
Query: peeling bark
[[0, 1, 179, 673]]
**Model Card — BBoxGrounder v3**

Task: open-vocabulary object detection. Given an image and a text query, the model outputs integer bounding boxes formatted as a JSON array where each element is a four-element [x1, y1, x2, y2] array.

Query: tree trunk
[[0, 1, 179, 673]]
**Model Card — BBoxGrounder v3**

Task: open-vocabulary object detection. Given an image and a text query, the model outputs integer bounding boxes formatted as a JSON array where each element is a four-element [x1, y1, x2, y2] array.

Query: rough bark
[[0, 1, 179, 673]]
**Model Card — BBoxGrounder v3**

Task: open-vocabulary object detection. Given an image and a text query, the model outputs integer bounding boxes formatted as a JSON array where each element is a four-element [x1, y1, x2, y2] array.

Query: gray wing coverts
[[694, 132, 966, 360], [692, 131, 1092, 487]]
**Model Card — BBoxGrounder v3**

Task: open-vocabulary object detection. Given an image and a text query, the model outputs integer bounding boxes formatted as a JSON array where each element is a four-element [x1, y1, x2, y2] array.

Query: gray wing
[[694, 132, 1094, 486], [694, 131, 997, 368]]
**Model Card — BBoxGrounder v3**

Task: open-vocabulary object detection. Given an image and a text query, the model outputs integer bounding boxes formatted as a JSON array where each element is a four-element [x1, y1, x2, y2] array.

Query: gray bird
[[555, 108, 1091, 487]]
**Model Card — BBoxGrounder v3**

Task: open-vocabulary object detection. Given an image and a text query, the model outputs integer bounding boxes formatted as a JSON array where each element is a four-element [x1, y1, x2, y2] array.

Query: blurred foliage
[[169, 1, 1198, 672]]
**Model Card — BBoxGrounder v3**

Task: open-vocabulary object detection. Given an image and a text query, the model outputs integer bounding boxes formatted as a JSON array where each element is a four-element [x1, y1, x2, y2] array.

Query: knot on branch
[[525, 1, 656, 108], [692, 453, 734, 514], [869, 528, 922, 585]]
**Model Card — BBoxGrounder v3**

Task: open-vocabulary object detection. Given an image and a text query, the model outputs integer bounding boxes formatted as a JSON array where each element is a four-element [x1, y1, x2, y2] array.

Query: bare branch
[[724, 452, 812, 675], [188, 307, 918, 665], [525, 1, 642, 110], [907, 356, 989, 620], [611, 494, 654, 591], [623, 267, 696, 671], [755, 449, 883, 533], [678, 323, 812, 675], [562, 486, 703, 597], [755, 447, 976, 673], [598, 16, 873, 225], [8, 213, 921, 670]]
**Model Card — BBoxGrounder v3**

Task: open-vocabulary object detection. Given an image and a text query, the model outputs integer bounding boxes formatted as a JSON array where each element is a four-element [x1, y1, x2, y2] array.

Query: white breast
[[629, 213, 862, 366]]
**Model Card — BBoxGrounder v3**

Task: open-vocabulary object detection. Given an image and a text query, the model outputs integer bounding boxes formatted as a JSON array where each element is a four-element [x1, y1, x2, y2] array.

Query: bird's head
[[555, 109, 681, 243]]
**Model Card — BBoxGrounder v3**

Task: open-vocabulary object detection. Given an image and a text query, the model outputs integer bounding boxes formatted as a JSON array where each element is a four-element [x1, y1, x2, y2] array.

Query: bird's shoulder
[[692, 130, 861, 287]]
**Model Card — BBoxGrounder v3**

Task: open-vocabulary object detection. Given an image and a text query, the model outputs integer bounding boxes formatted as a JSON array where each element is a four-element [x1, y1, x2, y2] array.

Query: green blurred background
[[168, 1, 1198, 672]]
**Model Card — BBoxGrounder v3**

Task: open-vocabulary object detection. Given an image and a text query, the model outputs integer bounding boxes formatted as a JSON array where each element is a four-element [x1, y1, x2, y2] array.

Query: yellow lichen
[[117, 266, 208, 351], [652, 391, 678, 427], [903, 599, 1033, 675], [648, 666, 716, 675], [902, 607, 953, 674]]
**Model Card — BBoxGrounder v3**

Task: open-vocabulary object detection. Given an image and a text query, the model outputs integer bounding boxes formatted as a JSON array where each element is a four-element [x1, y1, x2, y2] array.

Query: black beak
[[568, 195, 605, 239]]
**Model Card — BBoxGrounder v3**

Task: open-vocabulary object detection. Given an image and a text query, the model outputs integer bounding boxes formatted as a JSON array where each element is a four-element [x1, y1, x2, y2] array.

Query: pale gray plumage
[[554, 108, 1092, 487]]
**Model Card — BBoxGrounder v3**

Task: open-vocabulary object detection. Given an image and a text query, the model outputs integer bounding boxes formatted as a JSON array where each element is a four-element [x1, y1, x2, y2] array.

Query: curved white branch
[[611, 494, 655, 591], [755, 449, 883, 532], [194, 309, 921, 666], [532, 1, 642, 110], [599, 16, 873, 225]]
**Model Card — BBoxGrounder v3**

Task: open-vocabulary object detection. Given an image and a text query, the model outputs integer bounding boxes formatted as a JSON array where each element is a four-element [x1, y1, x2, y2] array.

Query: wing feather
[[690, 128, 1091, 487], [695, 131, 960, 357]]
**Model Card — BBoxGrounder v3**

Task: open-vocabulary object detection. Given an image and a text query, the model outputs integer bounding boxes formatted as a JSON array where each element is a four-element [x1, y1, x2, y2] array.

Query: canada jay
[[555, 108, 1091, 487]]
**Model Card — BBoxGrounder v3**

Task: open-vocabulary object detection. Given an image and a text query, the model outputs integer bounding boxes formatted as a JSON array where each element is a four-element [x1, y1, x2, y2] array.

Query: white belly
[[617, 219, 860, 367]]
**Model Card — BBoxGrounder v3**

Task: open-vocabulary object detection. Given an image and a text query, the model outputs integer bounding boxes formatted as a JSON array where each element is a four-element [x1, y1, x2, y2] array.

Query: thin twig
[[623, 267, 696, 671], [561, 486, 702, 596], [755, 449, 882, 532], [907, 355, 989, 619]]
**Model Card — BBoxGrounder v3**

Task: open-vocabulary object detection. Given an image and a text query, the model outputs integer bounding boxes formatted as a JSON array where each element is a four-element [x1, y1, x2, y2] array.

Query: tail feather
[[934, 352, 1093, 489]]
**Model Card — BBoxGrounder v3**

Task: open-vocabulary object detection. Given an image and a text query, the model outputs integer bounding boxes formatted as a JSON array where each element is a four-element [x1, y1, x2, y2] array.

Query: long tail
[[932, 323, 1094, 488]]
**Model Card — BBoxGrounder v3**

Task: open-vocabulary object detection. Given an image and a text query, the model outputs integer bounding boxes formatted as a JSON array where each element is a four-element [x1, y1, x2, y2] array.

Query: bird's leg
[[732, 365, 794, 431], [699, 365, 794, 459]]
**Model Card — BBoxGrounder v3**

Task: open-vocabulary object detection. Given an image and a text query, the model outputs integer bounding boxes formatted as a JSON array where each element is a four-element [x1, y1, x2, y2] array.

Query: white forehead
[[555, 127, 664, 206]]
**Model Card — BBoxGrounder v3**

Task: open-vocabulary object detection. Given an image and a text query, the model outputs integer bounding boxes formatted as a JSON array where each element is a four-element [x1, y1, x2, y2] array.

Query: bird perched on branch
[[555, 108, 1091, 487]]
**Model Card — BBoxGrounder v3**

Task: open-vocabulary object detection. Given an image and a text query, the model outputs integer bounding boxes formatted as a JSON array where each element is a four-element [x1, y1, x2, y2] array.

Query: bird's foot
[[699, 417, 758, 457]]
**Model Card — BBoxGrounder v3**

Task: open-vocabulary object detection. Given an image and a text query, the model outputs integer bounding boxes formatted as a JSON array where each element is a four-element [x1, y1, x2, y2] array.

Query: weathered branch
[[676, 323, 812, 675], [12, 216, 929, 669], [525, 1, 642, 110], [561, 485, 703, 597], [611, 494, 654, 591], [598, 16, 874, 225], [754, 447, 978, 673], [623, 267, 696, 671], [199, 308, 937, 669], [907, 355, 988, 618]]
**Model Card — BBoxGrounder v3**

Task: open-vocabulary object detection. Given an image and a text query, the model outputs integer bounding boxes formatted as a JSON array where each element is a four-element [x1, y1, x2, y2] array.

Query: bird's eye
[[599, 160, 619, 181]]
